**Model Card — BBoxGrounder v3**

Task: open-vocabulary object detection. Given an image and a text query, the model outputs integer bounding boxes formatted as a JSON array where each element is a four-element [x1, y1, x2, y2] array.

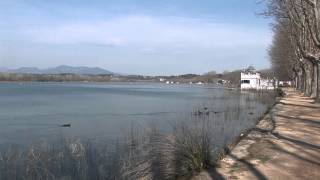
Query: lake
[[0, 82, 276, 179], [0, 82, 269, 146]]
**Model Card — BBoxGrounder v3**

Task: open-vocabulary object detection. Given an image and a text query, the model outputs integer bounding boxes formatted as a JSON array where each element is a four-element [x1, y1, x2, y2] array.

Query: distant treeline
[[0, 73, 113, 82], [0, 73, 163, 82]]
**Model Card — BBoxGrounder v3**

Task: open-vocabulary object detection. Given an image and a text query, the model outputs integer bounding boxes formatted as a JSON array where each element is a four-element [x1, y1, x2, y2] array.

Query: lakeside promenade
[[194, 89, 320, 180]]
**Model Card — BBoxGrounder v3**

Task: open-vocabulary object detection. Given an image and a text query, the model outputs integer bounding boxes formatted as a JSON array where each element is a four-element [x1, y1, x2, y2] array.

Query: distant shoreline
[[0, 80, 240, 91], [0, 72, 240, 87]]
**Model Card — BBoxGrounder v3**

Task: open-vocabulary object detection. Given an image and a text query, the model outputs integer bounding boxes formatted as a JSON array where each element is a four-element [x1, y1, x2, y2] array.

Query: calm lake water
[[0, 82, 267, 146]]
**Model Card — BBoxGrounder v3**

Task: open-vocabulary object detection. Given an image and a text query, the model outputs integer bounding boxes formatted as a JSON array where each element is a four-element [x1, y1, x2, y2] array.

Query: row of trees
[[267, 0, 320, 100], [0, 73, 113, 82]]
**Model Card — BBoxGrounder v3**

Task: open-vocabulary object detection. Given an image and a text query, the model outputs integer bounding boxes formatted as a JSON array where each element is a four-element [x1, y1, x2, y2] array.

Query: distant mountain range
[[0, 65, 114, 75]]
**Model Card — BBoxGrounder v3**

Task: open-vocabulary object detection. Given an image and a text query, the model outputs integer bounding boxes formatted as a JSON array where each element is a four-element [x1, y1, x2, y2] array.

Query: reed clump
[[119, 117, 216, 180]]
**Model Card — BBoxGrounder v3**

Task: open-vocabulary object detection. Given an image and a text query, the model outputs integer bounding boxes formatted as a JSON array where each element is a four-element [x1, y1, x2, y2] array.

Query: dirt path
[[193, 89, 320, 180]]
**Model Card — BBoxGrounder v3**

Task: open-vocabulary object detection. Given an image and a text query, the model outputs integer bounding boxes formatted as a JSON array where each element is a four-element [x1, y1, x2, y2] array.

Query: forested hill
[[0, 65, 114, 75]]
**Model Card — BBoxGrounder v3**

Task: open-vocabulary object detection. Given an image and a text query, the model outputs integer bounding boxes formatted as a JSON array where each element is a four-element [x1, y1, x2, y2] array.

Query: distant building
[[166, 81, 175, 84], [260, 78, 277, 90], [218, 79, 230, 85], [241, 72, 261, 89], [279, 81, 292, 87], [159, 78, 166, 82], [240, 67, 277, 90]]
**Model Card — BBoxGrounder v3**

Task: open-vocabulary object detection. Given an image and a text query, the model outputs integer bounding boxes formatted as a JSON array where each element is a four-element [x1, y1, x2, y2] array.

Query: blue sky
[[0, 0, 272, 75]]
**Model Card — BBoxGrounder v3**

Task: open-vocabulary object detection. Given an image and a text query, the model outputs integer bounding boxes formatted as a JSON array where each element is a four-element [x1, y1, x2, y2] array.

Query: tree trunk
[[305, 63, 313, 96], [311, 63, 318, 98], [317, 63, 320, 101], [301, 66, 307, 92], [299, 70, 304, 90], [295, 74, 299, 89], [299, 68, 305, 91]]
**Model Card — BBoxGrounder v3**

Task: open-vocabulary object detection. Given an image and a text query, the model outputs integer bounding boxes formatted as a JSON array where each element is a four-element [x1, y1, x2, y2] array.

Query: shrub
[[275, 88, 285, 97]]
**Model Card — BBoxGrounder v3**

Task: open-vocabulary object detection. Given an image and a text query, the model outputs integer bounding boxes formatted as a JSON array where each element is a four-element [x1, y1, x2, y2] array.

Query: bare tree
[[269, 21, 296, 81], [266, 0, 320, 99]]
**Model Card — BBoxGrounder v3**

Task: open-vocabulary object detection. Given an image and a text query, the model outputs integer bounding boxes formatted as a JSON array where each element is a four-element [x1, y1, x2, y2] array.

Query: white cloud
[[25, 15, 271, 50]]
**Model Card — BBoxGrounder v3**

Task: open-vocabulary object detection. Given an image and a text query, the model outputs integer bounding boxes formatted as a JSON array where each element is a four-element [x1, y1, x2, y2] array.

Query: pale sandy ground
[[193, 89, 320, 180]]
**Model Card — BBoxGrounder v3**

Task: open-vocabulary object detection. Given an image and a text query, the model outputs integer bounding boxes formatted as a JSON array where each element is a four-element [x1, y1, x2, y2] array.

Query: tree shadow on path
[[228, 154, 268, 180]]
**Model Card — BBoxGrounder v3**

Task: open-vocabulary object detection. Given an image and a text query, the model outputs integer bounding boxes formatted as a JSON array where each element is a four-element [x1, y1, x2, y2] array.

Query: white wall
[[241, 72, 260, 89]]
